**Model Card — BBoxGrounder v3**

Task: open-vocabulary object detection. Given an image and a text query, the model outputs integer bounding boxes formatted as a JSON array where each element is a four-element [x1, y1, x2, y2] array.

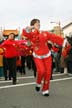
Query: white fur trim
[[62, 39, 67, 48], [33, 51, 51, 59], [42, 90, 49, 95], [36, 83, 41, 87]]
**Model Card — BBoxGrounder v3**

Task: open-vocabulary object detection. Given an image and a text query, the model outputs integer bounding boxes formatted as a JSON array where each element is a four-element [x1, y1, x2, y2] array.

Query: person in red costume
[[0, 34, 30, 84], [22, 19, 67, 96], [0, 33, 19, 84], [18, 40, 30, 75]]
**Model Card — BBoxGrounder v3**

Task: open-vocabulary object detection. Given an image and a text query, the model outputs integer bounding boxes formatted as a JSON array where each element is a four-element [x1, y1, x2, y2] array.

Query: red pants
[[34, 56, 52, 91]]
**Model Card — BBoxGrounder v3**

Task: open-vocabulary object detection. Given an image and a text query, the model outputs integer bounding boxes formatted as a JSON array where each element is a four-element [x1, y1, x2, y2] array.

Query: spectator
[[0, 48, 4, 80], [0, 33, 19, 84]]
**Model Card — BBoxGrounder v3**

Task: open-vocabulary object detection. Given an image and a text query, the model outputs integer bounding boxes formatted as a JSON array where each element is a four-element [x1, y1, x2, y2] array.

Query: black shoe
[[13, 81, 16, 85], [50, 77, 53, 80], [13, 79, 16, 85], [43, 93, 49, 97], [9, 78, 11, 80], [5, 78, 7, 81], [35, 86, 40, 92], [34, 73, 36, 78]]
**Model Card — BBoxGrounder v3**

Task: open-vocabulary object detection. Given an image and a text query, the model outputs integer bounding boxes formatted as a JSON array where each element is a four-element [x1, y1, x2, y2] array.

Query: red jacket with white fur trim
[[22, 29, 64, 56]]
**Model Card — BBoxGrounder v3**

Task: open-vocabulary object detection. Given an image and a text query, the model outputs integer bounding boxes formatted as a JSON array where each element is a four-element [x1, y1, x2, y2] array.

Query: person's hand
[[25, 26, 34, 33], [30, 26, 34, 30]]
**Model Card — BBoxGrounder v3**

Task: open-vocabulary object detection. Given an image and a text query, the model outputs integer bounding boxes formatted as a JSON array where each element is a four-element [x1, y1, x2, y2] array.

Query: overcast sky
[[0, 0, 72, 30]]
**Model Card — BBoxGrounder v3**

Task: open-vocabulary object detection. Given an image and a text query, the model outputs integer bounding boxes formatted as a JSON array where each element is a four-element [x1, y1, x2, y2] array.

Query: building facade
[[62, 22, 72, 38]]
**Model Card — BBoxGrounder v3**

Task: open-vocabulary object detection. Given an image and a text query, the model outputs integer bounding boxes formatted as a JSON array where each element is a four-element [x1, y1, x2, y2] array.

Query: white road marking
[[51, 77, 72, 82], [0, 73, 67, 83], [53, 73, 66, 76], [18, 76, 34, 79], [0, 77, 72, 90], [0, 76, 34, 83]]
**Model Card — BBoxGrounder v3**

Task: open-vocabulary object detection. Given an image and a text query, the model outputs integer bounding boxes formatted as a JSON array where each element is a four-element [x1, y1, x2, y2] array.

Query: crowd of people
[[0, 18, 72, 96], [0, 33, 36, 84]]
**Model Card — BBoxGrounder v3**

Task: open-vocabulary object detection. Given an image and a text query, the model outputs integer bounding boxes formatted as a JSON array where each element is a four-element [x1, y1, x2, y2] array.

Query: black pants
[[26, 55, 32, 69], [6, 57, 17, 83], [17, 66, 22, 73], [3, 57, 9, 80], [26, 55, 37, 77], [60, 67, 64, 73], [21, 56, 26, 74], [67, 61, 72, 74]]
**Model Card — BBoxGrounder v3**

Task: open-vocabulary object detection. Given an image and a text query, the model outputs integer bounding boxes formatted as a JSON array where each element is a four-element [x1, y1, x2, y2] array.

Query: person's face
[[33, 21, 40, 30], [8, 34, 15, 40]]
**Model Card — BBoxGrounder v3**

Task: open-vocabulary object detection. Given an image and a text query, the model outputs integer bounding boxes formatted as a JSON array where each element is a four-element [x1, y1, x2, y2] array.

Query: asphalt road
[[0, 69, 72, 108]]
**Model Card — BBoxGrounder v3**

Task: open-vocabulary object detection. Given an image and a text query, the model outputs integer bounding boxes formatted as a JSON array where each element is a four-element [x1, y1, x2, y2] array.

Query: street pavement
[[0, 68, 72, 108]]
